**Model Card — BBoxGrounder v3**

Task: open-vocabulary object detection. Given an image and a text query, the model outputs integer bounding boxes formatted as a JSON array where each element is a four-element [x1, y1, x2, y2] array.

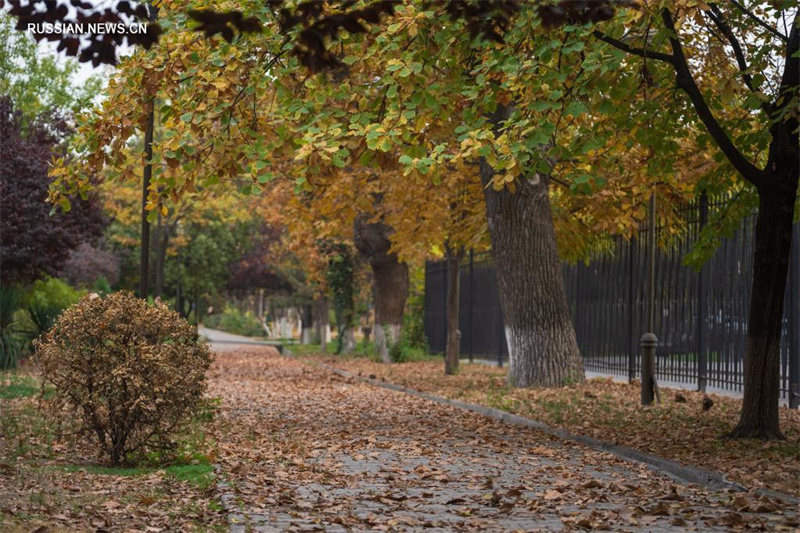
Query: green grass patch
[[289, 343, 322, 356], [58, 462, 215, 489], [165, 463, 215, 489], [0, 373, 38, 399], [0, 381, 37, 399]]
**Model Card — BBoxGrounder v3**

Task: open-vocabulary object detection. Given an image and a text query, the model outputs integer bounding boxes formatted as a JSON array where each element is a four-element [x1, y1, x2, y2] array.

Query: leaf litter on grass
[[0, 369, 226, 531]]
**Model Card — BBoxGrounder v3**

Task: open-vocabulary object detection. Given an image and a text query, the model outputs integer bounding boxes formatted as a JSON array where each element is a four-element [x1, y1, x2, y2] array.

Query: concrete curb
[[307, 359, 800, 505]]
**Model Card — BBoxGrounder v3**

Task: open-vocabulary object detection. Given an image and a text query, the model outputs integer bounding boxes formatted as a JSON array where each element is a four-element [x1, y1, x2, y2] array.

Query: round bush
[[35, 291, 213, 464]]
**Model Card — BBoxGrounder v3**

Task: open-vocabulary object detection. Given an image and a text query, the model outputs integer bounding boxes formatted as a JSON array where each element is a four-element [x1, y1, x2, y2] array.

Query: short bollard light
[[640, 332, 658, 405]]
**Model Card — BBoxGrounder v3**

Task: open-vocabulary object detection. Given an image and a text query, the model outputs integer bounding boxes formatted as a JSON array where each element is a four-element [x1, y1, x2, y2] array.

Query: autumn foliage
[[35, 291, 213, 465], [0, 97, 105, 285]]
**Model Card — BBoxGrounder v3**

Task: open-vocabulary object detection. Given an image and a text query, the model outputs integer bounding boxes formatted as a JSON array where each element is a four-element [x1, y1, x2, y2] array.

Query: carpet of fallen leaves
[[5, 347, 799, 531], [0, 369, 226, 531], [210, 348, 799, 531], [302, 353, 800, 498]]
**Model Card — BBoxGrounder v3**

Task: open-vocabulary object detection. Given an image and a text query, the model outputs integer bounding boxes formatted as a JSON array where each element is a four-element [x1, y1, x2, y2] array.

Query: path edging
[[306, 358, 799, 505]]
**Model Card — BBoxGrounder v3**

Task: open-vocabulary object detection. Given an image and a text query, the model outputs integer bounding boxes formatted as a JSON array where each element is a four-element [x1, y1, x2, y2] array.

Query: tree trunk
[[444, 244, 463, 375], [372, 258, 408, 363], [729, 23, 799, 439], [313, 293, 329, 352], [479, 106, 583, 387], [177, 283, 185, 317], [301, 304, 313, 344], [729, 184, 798, 438], [339, 326, 356, 354], [154, 213, 168, 299], [354, 216, 409, 363], [193, 288, 200, 326]]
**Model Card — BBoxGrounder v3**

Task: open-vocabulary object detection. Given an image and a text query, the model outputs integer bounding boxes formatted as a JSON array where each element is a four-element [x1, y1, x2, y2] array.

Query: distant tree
[[226, 225, 293, 295], [0, 97, 105, 285], [0, 13, 103, 125], [59, 242, 120, 288], [320, 240, 357, 355]]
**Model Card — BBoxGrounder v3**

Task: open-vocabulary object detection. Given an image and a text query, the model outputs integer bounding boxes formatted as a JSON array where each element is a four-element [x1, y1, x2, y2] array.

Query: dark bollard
[[641, 332, 658, 405]]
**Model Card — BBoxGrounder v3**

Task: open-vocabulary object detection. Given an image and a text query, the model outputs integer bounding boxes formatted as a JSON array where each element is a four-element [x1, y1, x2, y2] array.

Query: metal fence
[[424, 198, 800, 407]]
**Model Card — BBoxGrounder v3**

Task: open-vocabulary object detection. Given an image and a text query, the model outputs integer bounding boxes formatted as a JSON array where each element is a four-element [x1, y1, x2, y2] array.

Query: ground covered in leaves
[[0, 369, 225, 531], [211, 348, 799, 531], [4, 347, 799, 531], [302, 352, 800, 499]]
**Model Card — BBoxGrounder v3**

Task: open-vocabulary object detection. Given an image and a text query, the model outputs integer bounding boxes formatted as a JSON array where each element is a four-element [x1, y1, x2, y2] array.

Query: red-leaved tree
[[0, 97, 105, 285]]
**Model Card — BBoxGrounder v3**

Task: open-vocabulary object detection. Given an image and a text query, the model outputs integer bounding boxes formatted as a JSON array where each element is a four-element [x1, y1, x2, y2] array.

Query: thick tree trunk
[[372, 258, 408, 363], [444, 244, 463, 375], [729, 184, 798, 438], [479, 107, 583, 387], [340, 326, 356, 354], [480, 165, 584, 387], [354, 216, 409, 363], [730, 23, 798, 438]]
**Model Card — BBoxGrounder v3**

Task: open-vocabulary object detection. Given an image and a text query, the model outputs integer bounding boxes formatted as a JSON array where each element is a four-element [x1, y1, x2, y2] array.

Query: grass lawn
[[0, 366, 225, 531], [300, 351, 800, 498]]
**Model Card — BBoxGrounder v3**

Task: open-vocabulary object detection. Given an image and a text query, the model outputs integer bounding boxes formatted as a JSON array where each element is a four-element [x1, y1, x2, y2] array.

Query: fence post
[[468, 249, 474, 363], [789, 222, 799, 409], [441, 260, 448, 355], [628, 238, 636, 383], [697, 192, 708, 392]]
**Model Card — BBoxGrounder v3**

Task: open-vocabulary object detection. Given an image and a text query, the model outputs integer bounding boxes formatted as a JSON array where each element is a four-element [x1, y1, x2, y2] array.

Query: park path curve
[[207, 347, 799, 532]]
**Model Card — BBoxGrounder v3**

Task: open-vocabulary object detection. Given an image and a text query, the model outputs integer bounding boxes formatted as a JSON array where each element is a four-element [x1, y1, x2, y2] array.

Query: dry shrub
[[35, 291, 213, 464]]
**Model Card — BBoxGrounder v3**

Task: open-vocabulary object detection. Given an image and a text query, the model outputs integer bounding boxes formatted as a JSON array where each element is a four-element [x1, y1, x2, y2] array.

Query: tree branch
[[592, 30, 675, 65], [764, 11, 799, 184], [706, 5, 761, 95], [660, 8, 762, 186], [729, 0, 788, 43]]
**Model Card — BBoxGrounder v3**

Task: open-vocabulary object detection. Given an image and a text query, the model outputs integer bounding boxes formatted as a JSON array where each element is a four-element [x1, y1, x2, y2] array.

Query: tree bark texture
[[354, 215, 409, 363], [479, 105, 584, 387], [730, 190, 796, 439], [445, 244, 463, 375]]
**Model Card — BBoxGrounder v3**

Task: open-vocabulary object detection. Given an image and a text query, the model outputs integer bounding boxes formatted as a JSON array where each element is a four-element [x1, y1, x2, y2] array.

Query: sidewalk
[[470, 358, 788, 405], [208, 347, 798, 531], [198, 326, 286, 353]]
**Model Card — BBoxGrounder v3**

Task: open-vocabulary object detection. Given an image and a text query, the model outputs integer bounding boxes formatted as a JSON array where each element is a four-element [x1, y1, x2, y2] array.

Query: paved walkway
[[208, 348, 798, 532], [199, 326, 286, 352]]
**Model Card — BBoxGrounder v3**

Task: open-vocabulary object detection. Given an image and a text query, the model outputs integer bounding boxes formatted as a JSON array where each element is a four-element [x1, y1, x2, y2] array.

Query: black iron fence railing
[[423, 197, 800, 407]]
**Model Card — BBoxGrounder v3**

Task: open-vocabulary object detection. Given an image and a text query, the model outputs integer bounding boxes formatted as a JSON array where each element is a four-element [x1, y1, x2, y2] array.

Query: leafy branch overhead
[[4, 0, 162, 66], [2, 0, 633, 67]]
